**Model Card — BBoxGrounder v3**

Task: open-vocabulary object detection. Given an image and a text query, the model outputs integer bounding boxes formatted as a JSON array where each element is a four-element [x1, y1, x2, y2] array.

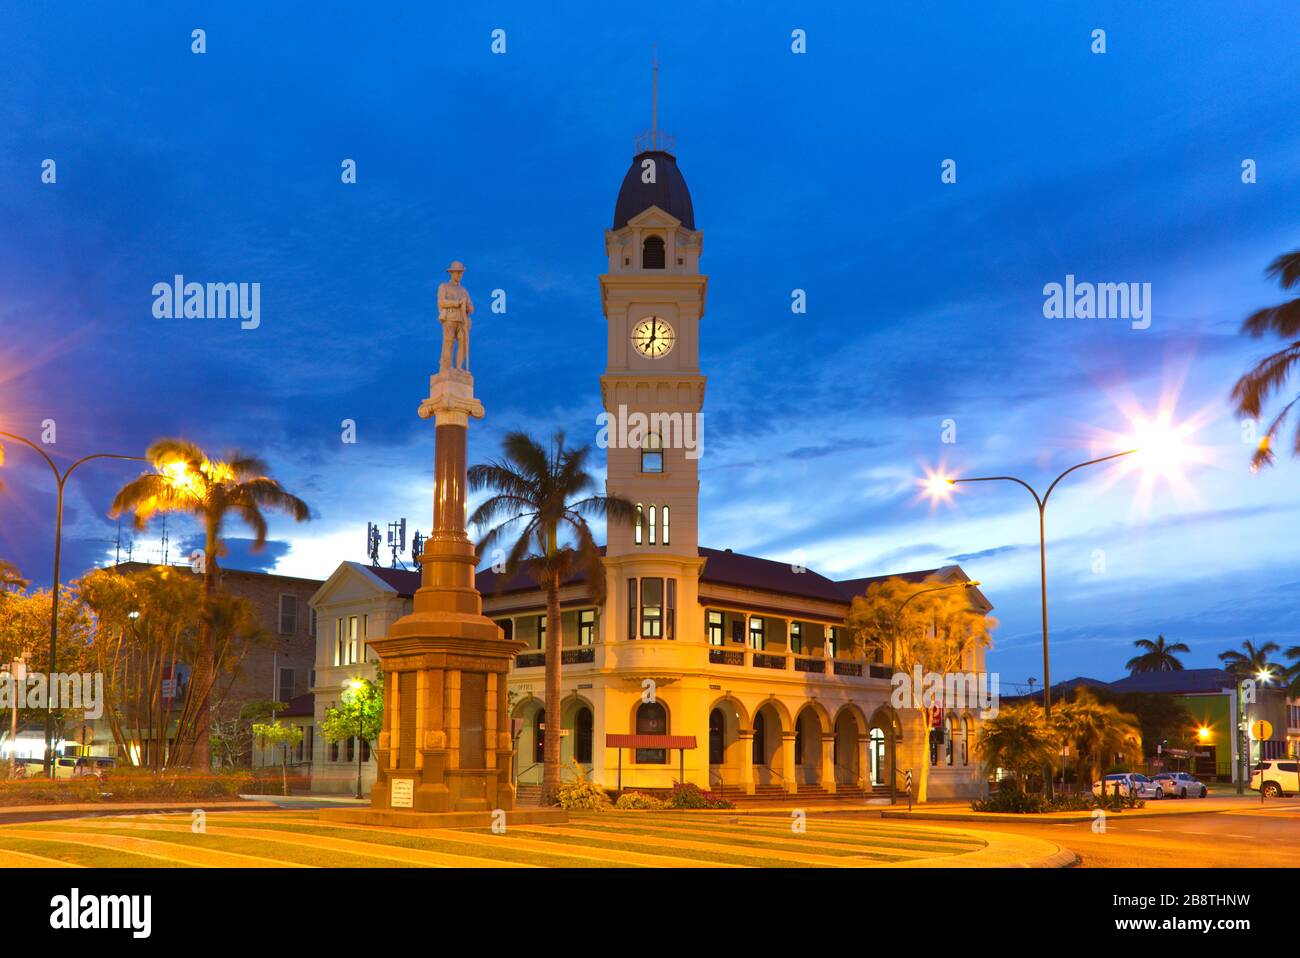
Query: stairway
[[515, 783, 541, 806], [715, 782, 875, 805]]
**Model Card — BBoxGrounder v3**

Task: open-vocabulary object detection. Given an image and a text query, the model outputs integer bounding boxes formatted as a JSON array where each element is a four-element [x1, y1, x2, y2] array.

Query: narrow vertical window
[[662, 505, 670, 545], [666, 579, 676, 640], [648, 505, 657, 545], [640, 578, 664, 638], [749, 616, 765, 650], [627, 579, 638, 641], [537, 614, 546, 651], [790, 621, 802, 655], [635, 504, 644, 545], [706, 610, 723, 646], [578, 609, 596, 646], [334, 619, 344, 666], [642, 235, 665, 269], [827, 626, 839, 658]]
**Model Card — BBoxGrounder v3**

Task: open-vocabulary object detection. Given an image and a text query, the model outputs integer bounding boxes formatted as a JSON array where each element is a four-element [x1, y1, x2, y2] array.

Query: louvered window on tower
[[642, 235, 665, 269]]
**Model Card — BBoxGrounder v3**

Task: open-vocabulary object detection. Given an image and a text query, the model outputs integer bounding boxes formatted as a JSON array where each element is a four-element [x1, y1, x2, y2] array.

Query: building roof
[[613, 150, 695, 230], [279, 692, 314, 717], [110, 560, 324, 587], [698, 547, 848, 604], [1107, 668, 1236, 695]]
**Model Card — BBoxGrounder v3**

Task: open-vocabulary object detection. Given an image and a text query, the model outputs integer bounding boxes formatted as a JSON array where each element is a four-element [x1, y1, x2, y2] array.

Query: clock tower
[[600, 133, 707, 642]]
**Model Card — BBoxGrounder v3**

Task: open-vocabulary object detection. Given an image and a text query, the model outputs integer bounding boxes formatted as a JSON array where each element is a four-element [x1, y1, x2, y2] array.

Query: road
[[960, 802, 1300, 867]]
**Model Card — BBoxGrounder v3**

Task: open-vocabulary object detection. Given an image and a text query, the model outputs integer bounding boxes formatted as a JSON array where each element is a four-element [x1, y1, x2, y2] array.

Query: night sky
[[2, 3, 1298, 692]]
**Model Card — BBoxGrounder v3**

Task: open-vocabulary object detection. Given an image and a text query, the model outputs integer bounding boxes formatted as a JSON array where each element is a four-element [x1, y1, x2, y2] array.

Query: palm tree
[[1125, 634, 1190, 673], [1061, 689, 1142, 785], [110, 439, 309, 769], [1231, 250, 1300, 469], [468, 432, 635, 804], [1218, 639, 1284, 684], [0, 560, 26, 593], [975, 703, 1056, 793]]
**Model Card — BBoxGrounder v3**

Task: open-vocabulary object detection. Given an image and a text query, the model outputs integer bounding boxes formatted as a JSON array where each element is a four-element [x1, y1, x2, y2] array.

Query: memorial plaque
[[390, 778, 415, 809]]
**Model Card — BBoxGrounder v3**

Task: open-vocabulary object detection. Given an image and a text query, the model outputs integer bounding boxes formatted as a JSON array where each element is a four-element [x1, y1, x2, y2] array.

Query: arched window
[[642, 235, 665, 269], [869, 727, 885, 785], [533, 709, 545, 764], [752, 712, 766, 766], [662, 505, 670, 545], [709, 709, 724, 765], [963, 717, 973, 766], [641, 433, 663, 473], [946, 715, 957, 766], [635, 702, 668, 764], [575, 707, 593, 764], [648, 505, 657, 545], [634, 504, 643, 545]]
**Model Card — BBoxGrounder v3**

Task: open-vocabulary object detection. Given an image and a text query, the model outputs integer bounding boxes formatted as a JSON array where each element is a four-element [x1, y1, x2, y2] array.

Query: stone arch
[[794, 702, 832, 785], [707, 696, 749, 788], [560, 693, 596, 772], [512, 696, 545, 784], [752, 699, 790, 787], [832, 704, 868, 786]]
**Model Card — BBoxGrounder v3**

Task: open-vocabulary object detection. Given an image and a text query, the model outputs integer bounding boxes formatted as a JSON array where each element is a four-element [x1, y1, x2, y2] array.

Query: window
[[790, 621, 802, 655], [346, 737, 355, 763], [309, 608, 317, 638], [277, 668, 294, 704], [946, 716, 956, 766], [627, 579, 638, 641], [963, 717, 973, 766], [635, 702, 668, 763], [362, 739, 370, 762], [578, 609, 596, 646], [635, 504, 644, 545], [666, 578, 676, 640], [642, 235, 665, 269], [662, 505, 670, 546], [334, 619, 344, 666], [329, 739, 339, 762], [640, 578, 664, 638], [707, 610, 723, 646], [731, 618, 745, 644], [827, 626, 839, 658], [575, 708, 593, 764], [346, 616, 360, 664], [641, 433, 663, 473], [749, 616, 765, 650], [304, 726, 314, 763], [709, 709, 724, 764], [534, 711, 546, 764], [536, 615, 546, 650], [648, 505, 657, 545], [495, 618, 514, 641], [279, 594, 297, 634]]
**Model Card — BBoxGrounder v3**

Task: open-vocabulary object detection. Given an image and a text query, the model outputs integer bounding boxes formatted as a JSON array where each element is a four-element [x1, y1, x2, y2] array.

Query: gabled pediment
[[311, 561, 397, 608]]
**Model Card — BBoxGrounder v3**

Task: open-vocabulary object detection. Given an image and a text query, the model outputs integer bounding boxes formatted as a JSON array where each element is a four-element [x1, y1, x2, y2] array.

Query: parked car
[[1151, 772, 1208, 798], [1251, 760, 1300, 798], [1092, 772, 1164, 799], [74, 757, 115, 778]]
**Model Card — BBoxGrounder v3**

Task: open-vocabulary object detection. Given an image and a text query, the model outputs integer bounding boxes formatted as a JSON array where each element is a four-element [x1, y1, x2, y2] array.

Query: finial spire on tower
[[635, 45, 674, 155]]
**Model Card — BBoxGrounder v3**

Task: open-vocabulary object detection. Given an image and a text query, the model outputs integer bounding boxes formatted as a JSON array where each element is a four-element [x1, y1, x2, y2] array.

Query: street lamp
[[345, 679, 367, 799], [933, 448, 1137, 798], [0, 432, 147, 778], [887, 579, 980, 804]]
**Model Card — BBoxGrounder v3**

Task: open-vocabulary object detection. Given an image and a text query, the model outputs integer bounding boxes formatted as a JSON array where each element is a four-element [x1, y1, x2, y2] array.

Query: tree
[[844, 576, 996, 802], [252, 720, 304, 796], [320, 672, 384, 797], [1052, 688, 1142, 786], [1125, 634, 1190, 673], [79, 565, 270, 769], [974, 704, 1055, 794], [0, 559, 26, 594], [1218, 639, 1284, 683], [468, 432, 635, 804], [109, 439, 309, 770], [1231, 250, 1300, 469]]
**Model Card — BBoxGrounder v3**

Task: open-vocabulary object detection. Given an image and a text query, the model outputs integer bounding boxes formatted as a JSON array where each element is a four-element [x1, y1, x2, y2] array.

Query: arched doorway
[[709, 709, 724, 764], [752, 703, 786, 786], [868, 727, 886, 786], [834, 708, 863, 786], [707, 698, 748, 788], [511, 698, 545, 785], [794, 706, 827, 785]]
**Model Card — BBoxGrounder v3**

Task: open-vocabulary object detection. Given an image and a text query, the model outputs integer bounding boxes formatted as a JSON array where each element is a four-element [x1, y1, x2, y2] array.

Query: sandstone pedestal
[[321, 368, 566, 828]]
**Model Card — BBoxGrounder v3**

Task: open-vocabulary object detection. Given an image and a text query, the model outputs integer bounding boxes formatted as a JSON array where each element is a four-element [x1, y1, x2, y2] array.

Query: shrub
[[615, 791, 667, 810], [0, 767, 255, 806], [666, 781, 733, 809], [555, 762, 612, 810], [971, 789, 1143, 814]]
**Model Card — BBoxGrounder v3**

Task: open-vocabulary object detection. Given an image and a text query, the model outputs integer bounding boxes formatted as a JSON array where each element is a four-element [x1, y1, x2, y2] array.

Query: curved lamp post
[[0, 431, 147, 777], [946, 448, 1136, 797], [887, 578, 980, 804]]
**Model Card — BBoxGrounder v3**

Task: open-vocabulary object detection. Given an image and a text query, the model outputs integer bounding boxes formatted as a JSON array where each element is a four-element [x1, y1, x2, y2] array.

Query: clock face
[[632, 317, 675, 358]]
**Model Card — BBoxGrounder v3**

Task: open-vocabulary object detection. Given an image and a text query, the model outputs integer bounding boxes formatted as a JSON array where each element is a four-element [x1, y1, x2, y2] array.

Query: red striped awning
[[606, 734, 697, 749]]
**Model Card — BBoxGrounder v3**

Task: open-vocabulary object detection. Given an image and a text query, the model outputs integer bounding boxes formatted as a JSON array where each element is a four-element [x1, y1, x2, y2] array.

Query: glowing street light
[[344, 678, 369, 799], [0, 431, 146, 777]]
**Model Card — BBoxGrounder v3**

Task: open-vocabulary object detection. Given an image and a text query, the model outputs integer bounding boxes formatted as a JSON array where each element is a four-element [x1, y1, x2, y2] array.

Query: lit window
[[635, 504, 644, 545], [790, 621, 802, 655], [641, 578, 664, 638], [641, 433, 663, 473], [334, 619, 344, 666], [749, 616, 765, 650], [827, 626, 839, 658], [648, 505, 657, 545], [662, 505, 670, 545], [537, 614, 546, 650], [706, 610, 723, 646], [578, 609, 596, 646]]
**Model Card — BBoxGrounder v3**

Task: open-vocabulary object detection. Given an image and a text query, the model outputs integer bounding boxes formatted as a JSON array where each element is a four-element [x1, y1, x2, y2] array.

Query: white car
[[1151, 772, 1208, 798], [1251, 761, 1300, 798], [1092, 773, 1163, 800]]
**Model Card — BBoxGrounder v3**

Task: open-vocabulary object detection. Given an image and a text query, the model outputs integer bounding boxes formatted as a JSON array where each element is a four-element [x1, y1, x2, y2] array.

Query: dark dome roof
[[612, 150, 695, 230]]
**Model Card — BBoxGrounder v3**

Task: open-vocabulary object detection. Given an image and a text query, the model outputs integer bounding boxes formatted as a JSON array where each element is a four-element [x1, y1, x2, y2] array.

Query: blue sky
[[2, 2, 1299, 691]]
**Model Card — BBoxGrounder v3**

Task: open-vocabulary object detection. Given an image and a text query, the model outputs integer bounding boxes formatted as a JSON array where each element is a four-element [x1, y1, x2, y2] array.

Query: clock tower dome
[[600, 131, 707, 642]]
